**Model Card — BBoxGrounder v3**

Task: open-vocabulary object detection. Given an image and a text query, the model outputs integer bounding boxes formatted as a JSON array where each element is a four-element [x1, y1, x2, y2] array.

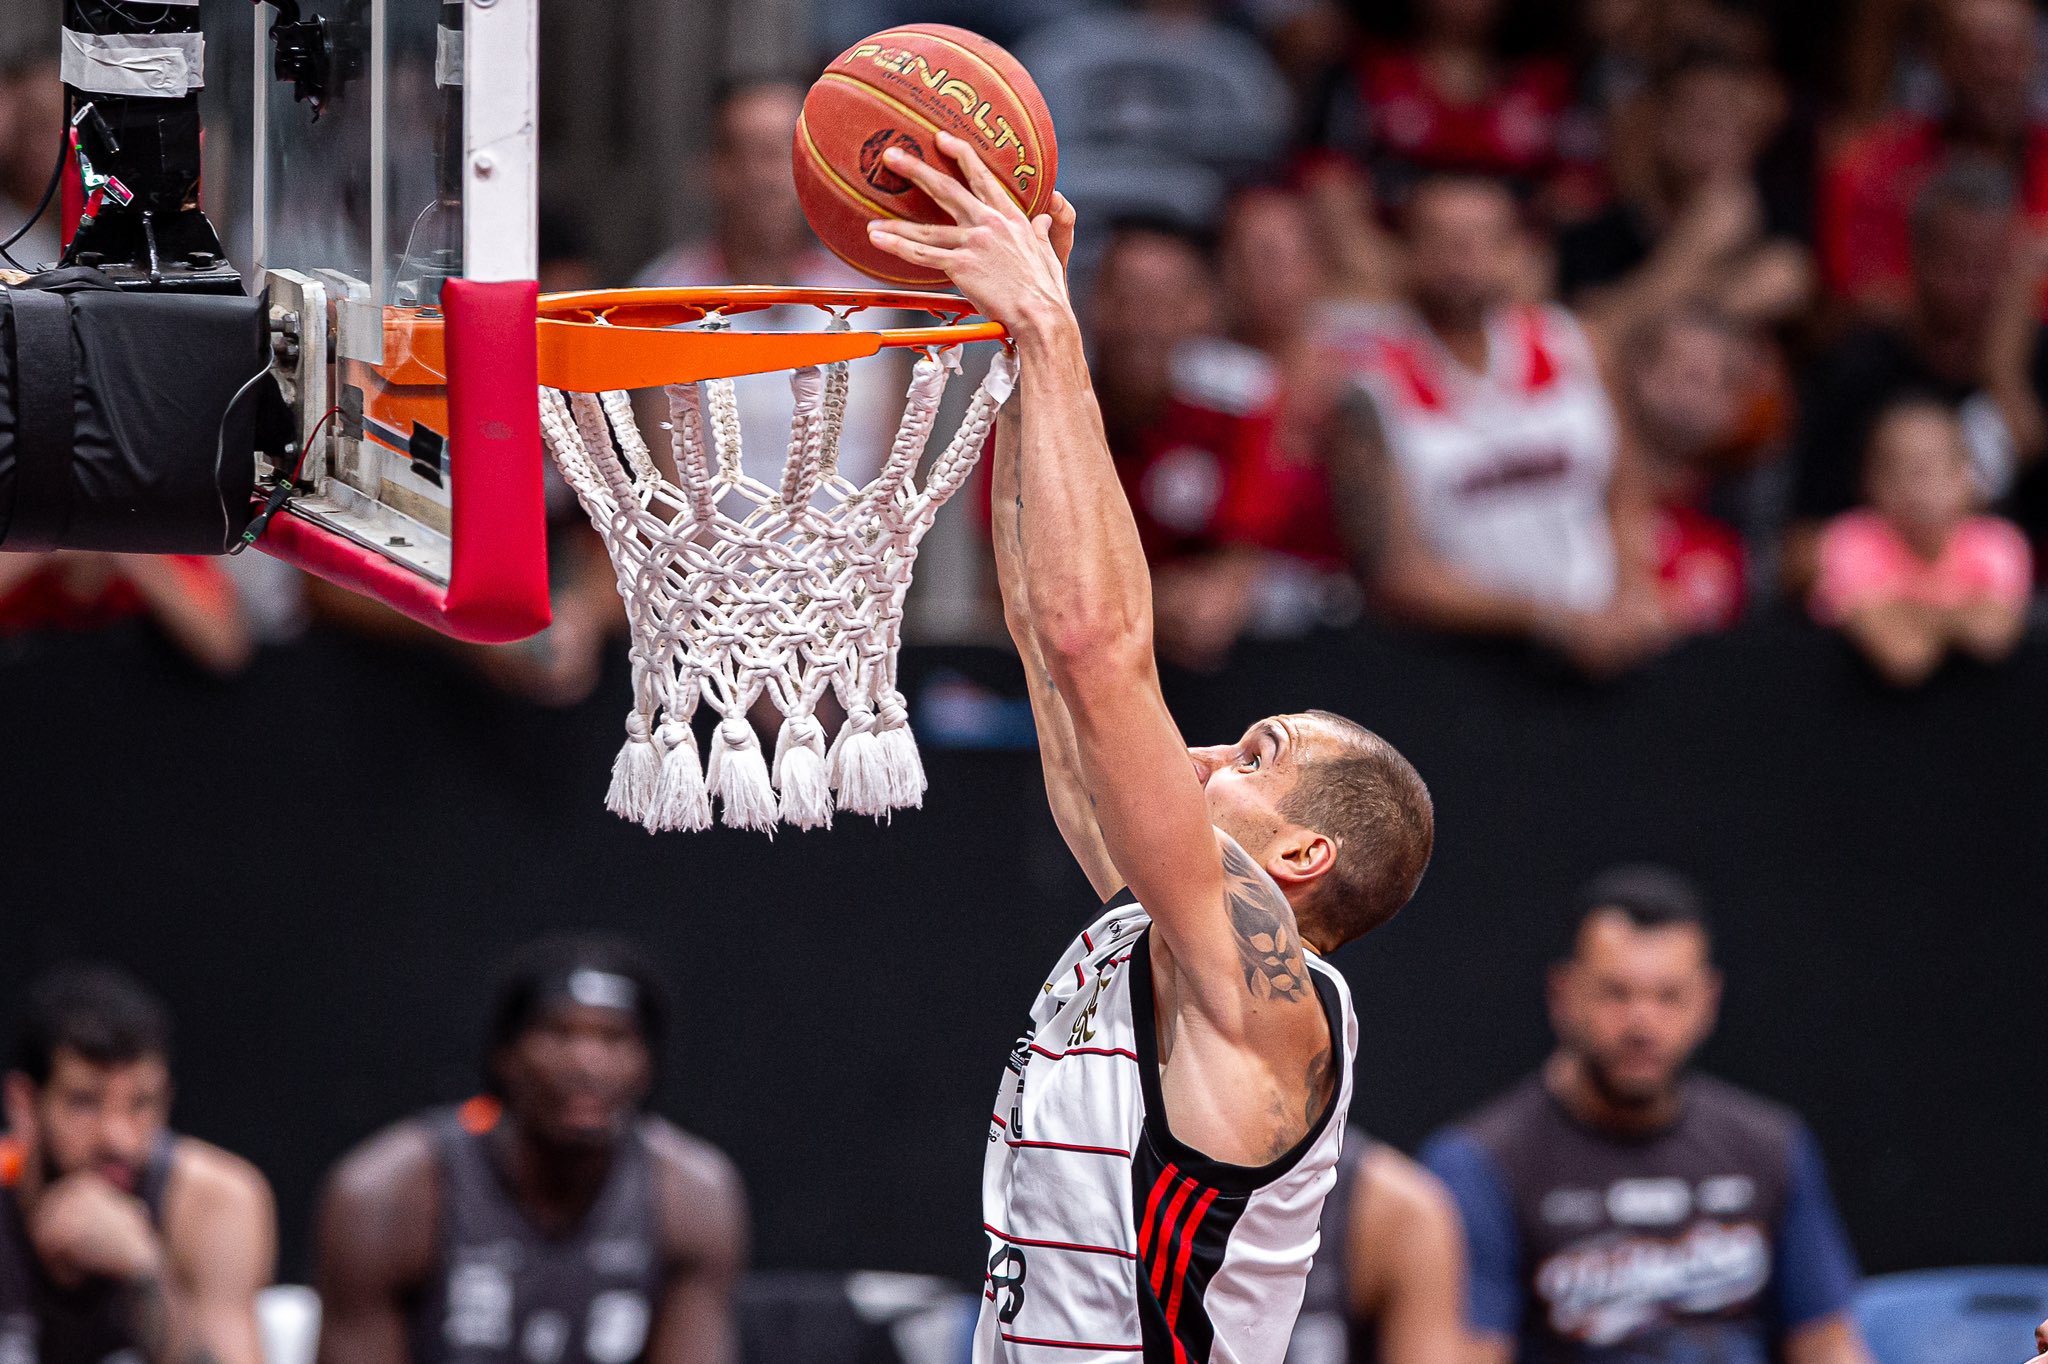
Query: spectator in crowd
[[2, 964, 276, 1364], [1811, 398, 2033, 687], [1328, 175, 1672, 677], [1422, 866, 1874, 1364], [1818, 0, 2048, 321], [0, 47, 62, 271], [315, 936, 746, 1364], [1284, 1129, 1466, 1364], [1318, 0, 1590, 219], [637, 79, 902, 489], [1087, 217, 1269, 670], [1789, 161, 2048, 585], [1558, 47, 1812, 340], [1618, 308, 1754, 630], [0, 553, 253, 676]]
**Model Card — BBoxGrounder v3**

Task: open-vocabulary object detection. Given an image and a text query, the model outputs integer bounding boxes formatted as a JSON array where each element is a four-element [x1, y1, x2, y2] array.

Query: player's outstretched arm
[[869, 138, 1309, 1035], [992, 374, 1121, 899]]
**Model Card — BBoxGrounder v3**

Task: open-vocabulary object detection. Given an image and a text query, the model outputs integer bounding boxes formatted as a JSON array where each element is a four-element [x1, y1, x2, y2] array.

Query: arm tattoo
[[1220, 841, 1312, 1003]]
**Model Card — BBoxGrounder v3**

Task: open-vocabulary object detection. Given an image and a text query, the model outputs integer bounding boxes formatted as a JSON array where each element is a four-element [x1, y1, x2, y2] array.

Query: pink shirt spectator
[[1811, 510, 2033, 624]]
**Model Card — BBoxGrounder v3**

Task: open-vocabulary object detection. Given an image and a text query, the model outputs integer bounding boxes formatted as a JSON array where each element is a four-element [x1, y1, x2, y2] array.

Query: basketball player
[[868, 138, 1435, 1364], [1283, 1131, 1465, 1364], [313, 938, 746, 1364], [2, 964, 276, 1364]]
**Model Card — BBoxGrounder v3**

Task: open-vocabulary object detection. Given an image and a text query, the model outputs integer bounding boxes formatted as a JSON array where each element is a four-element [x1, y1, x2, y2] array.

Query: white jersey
[[976, 900, 1358, 1364], [1341, 302, 1620, 611]]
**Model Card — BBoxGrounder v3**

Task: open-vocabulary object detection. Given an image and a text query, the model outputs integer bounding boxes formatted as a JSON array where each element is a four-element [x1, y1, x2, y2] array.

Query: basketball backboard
[[249, 0, 549, 642]]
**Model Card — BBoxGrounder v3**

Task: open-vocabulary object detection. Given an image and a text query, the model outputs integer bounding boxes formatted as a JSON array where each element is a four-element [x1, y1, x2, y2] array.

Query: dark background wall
[[1, 615, 2042, 1285]]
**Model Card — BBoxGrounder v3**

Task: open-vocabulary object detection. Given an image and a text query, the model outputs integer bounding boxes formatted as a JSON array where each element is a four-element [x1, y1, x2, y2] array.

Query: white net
[[539, 314, 1016, 834]]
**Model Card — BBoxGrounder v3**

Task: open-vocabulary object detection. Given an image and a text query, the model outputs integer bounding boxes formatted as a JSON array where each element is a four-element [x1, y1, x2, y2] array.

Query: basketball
[[793, 24, 1060, 287]]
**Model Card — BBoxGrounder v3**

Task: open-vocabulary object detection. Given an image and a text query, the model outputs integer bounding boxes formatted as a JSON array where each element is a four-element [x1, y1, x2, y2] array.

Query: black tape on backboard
[[0, 275, 268, 554]]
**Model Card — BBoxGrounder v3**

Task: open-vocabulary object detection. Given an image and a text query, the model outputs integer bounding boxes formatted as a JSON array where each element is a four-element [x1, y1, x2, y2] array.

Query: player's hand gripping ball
[[794, 24, 1060, 287]]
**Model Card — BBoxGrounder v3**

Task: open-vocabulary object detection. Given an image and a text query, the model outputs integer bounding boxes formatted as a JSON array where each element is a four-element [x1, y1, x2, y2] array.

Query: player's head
[[1548, 865, 1720, 1108], [1400, 174, 1525, 329], [4, 963, 174, 1193], [486, 936, 668, 1151], [1188, 712, 1433, 953], [708, 78, 807, 248]]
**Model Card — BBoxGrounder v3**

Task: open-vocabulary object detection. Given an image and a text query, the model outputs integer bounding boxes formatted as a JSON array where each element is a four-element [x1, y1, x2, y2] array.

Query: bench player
[[868, 139, 1436, 1364]]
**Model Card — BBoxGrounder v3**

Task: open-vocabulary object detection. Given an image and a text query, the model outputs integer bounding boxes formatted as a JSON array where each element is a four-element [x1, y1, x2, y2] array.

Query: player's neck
[[1544, 1050, 1683, 1136], [490, 1121, 615, 1229]]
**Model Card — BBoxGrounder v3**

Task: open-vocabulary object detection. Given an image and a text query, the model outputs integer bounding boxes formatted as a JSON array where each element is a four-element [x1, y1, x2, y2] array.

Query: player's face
[[1552, 912, 1718, 1106], [497, 1003, 651, 1150], [6, 1050, 171, 1193], [1187, 715, 1311, 862], [1405, 184, 1521, 325]]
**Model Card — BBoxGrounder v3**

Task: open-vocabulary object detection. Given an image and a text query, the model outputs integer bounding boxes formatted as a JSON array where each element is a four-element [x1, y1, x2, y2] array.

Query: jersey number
[[988, 1245, 1028, 1324]]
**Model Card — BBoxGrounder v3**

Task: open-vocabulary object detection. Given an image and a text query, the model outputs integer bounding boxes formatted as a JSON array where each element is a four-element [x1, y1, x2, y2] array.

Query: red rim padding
[[258, 279, 553, 644]]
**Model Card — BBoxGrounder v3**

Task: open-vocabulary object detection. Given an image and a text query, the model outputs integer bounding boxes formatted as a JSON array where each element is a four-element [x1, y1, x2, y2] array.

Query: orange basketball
[[794, 24, 1060, 288]]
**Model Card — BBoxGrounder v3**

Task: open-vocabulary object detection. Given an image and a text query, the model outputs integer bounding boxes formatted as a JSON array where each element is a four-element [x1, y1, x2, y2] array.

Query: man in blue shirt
[[1422, 866, 1872, 1364]]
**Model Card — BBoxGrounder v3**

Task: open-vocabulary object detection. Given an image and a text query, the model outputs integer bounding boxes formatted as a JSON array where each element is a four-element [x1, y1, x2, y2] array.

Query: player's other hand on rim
[[866, 132, 1077, 338]]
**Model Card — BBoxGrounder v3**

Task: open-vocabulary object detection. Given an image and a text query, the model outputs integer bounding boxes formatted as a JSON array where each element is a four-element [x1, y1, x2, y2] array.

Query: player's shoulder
[[638, 1117, 748, 1263], [639, 1115, 740, 1189], [321, 1113, 443, 1216], [167, 1134, 272, 1205], [1358, 1141, 1457, 1232], [162, 1135, 274, 1244], [1681, 1071, 1808, 1152]]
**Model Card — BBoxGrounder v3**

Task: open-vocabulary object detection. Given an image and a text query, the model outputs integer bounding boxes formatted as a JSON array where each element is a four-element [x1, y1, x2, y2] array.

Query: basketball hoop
[[536, 286, 1014, 834]]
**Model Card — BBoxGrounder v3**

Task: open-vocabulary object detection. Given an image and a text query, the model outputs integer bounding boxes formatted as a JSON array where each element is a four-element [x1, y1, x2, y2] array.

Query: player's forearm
[[993, 411, 1122, 897], [1007, 309, 1154, 679]]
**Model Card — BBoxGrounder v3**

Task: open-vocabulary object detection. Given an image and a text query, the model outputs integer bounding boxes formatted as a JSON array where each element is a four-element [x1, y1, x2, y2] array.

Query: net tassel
[[707, 717, 779, 833], [607, 714, 662, 827], [873, 693, 926, 811], [648, 718, 712, 833], [772, 714, 834, 830], [830, 704, 891, 817]]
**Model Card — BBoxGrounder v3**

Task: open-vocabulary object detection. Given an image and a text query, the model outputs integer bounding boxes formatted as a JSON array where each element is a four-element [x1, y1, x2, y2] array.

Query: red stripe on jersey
[[990, 1113, 1007, 1128], [1137, 1163, 1180, 1258], [1005, 1138, 1131, 1158], [984, 1223, 1138, 1260], [1148, 1177, 1199, 1295], [1082, 930, 1095, 950], [1027, 1043, 1139, 1062], [1000, 1334, 1144, 1352], [1163, 1186, 1220, 1329], [1074, 963, 1087, 987]]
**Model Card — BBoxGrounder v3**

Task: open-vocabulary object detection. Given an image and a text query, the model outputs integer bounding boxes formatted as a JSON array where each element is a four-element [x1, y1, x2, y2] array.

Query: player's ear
[[1267, 826, 1335, 891]]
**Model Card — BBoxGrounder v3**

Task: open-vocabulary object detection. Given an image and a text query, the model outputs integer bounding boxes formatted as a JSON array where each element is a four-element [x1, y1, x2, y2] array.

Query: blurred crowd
[[6, 0, 2048, 694]]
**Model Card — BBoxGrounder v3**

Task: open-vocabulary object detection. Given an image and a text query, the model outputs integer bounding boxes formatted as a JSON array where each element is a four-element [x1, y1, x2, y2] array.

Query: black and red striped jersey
[[976, 899, 1358, 1364]]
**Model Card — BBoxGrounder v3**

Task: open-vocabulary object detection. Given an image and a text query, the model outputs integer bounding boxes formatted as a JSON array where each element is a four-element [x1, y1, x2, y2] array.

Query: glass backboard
[[250, 0, 547, 641]]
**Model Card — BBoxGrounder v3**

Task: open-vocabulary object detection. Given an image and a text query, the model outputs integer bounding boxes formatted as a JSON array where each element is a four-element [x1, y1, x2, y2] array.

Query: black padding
[[0, 280, 266, 555], [3, 287, 77, 550]]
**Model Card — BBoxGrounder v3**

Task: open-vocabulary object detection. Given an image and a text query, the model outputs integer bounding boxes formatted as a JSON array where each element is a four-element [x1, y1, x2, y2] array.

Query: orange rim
[[536, 286, 1008, 392]]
